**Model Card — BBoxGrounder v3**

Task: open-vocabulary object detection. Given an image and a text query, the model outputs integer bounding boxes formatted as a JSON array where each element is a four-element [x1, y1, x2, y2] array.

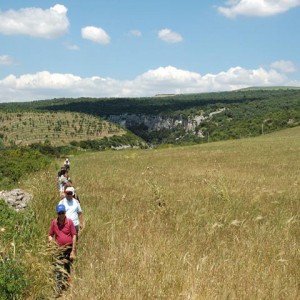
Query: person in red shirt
[[48, 204, 77, 294]]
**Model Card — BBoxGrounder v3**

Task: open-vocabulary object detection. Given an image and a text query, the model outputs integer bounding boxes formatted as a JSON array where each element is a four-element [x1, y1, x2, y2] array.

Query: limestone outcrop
[[107, 114, 206, 134], [107, 109, 225, 136], [0, 189, 32, 211]]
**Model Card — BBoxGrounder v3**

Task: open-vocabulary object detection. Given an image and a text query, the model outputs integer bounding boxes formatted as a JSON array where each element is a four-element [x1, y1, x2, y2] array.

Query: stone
[[0, 189, 32, 211]]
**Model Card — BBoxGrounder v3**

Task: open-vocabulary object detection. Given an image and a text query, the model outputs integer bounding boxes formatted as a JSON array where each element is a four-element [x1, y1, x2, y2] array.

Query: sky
[[0, 0, 300, 103]]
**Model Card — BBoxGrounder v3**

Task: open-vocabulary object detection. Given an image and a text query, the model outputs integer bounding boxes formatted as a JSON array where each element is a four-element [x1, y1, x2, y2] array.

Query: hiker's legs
[[61, 247, 72, 289], [75, 225, 79, 241], [54, 247, 72, 292], [54, 251, 64, 292]]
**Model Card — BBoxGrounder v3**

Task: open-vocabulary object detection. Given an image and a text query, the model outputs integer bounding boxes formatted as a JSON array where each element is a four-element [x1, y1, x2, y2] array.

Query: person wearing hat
[[59, 187, 84, 238], [48, 204, 77, 293], [62, 183, 81, 202], [64, 158, 70, 171]]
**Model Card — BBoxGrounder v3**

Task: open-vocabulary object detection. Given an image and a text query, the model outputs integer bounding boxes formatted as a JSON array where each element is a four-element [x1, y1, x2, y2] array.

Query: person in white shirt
[[64, 158, 70, 171], [59, 187, 84, 238]]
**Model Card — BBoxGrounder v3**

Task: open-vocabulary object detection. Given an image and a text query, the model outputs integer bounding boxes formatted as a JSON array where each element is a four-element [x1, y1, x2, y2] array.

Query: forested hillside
[[0, 88, 299, 146]]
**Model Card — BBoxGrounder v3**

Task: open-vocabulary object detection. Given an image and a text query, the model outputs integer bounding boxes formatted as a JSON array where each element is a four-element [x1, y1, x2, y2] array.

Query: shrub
[[0, 200, 52, 299], [0, 147, 51, 189], [0, 259, 27, 300], [0, 200, 29, 299]]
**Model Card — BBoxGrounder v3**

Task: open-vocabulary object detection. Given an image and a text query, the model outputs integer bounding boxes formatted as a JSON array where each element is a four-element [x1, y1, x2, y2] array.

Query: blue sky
[[0, 0, 300, 102]]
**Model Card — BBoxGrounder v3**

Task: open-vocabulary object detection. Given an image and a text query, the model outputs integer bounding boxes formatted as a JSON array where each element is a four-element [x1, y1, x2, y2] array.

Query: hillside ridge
[[0, 88, 299, 146]]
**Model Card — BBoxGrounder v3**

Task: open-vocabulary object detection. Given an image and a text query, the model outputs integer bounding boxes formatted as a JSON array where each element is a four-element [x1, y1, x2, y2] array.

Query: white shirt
[[59, 198, 82, 226]]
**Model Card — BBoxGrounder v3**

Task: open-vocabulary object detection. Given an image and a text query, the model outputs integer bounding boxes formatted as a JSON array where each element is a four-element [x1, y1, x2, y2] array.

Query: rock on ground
[[0, 189, 32, 211]]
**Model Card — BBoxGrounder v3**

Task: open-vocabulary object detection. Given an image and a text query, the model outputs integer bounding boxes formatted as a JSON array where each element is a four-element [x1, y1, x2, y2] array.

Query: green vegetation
[[0, 147, 51, 190], [70, 132, 146, 150], [0, 111, 125, 147], [238, 86, 300, 91], [0, 200, 53, 299], [0, 200, 28, 300], [0, 133, 145, 190], [0, 88, 298, 146]]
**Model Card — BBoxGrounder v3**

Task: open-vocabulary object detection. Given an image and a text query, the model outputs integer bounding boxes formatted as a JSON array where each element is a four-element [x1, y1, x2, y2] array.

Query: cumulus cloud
[[0, 4, 69, 38], [158, 28, 183, 43], [217, 0, 300, 18], [1, 65, 298, 102], [0, 55, 13, 65], [129, 30, 142, 37], [81, 26, 110, 44], [271, 60, 297, 73], [137, 66, 201, 84]]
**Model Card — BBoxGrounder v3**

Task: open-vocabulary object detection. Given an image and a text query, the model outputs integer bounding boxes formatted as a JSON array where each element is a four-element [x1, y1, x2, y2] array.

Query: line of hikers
[[48, 158, 84, 297]]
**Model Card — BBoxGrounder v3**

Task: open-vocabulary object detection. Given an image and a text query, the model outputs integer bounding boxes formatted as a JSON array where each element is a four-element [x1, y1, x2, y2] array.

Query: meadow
[[26, 126, 299, 299]]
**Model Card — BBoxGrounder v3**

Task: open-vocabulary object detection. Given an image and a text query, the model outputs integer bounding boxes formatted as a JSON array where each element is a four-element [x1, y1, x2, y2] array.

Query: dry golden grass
[[26, 126, 300, 299], [0, 111, 124, 146]]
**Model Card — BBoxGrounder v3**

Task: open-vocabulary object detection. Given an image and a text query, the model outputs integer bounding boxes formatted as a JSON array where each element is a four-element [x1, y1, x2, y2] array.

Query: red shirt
[[49, 217, 76, 247]]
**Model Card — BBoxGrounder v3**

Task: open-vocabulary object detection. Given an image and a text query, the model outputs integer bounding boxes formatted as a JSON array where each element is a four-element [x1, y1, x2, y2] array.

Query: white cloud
[[0, 65, 298, 102], [137, 66, 201, 83], [64, 42, 80, 51], [129, 30, 142, 37], [271, 60, 297, 73], [0, 4, 69, 38], [81, 26, 110, 44], [217, 0, 300, 18], [158, 28, 183, 43], [0, 55, 13, 65], [6, 71, 81, 89]]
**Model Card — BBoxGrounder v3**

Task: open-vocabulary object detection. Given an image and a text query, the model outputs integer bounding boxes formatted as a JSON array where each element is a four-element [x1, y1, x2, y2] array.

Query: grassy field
[[27, 126, 299, 299], [0, 111, 124, 146]]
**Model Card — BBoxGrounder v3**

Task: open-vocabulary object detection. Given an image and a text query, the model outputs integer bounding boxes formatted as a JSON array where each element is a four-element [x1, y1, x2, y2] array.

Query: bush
[[0, 201, 30, 299], [77, 133, 145, 151], [0, 200, 52, 299], [0, 147, 51, 189], [0, 259, 27, 300]]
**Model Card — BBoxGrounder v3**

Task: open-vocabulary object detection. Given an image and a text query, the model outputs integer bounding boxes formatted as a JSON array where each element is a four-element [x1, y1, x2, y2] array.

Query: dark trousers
[[75, 225, 79, 241], [54, 246, 72, 291]]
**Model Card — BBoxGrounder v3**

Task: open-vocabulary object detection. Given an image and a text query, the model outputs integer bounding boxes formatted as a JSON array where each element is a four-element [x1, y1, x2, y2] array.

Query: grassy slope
[[27, 126, 300, 299], [0, 111, 125, 146]]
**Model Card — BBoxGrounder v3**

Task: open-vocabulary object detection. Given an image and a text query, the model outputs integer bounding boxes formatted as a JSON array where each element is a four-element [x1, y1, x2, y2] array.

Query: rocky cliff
[[107, 108, 225, 137], [108, 114, 204, 135]]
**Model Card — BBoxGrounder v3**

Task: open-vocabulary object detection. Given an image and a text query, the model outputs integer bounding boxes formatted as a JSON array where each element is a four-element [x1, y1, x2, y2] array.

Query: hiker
[[64, 158, 70, 171], [57, 167, 66, 190], [57, 166, 66, 179], [59, 179, 73, 199], [59, 187, 84, 238], [58, 169, 70, 195], [48, 204, 76, 294], [58, 169, 70, 182], [62, 183, 81, 203]]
